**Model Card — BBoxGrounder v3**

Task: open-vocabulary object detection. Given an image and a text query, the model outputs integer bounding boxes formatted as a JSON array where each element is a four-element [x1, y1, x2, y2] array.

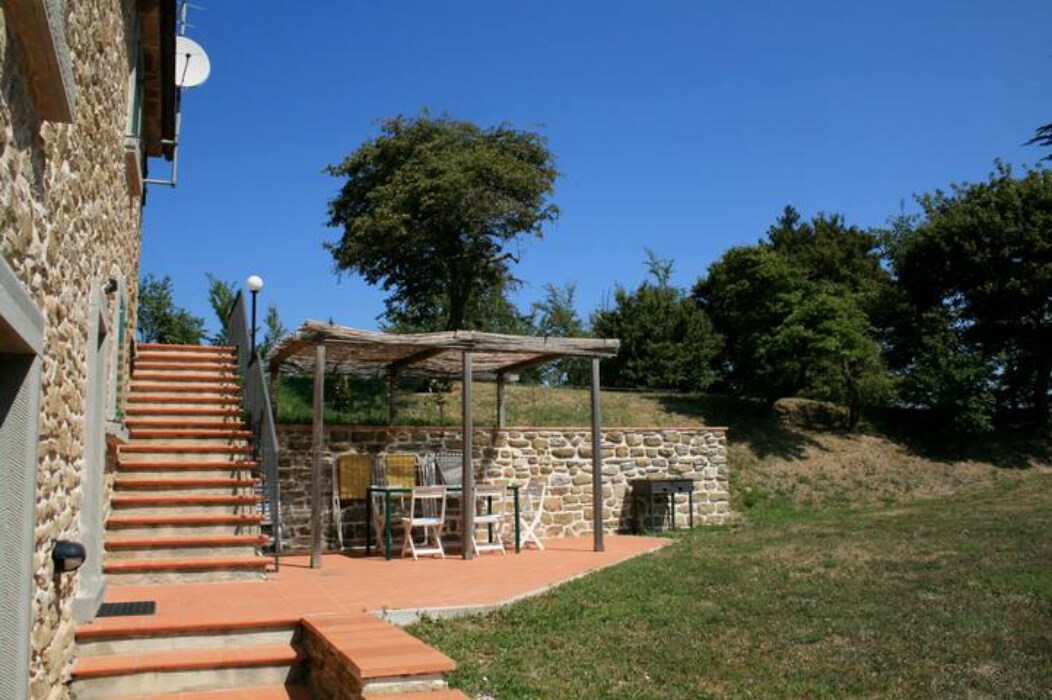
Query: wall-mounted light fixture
[[52, 540, 86, 574], [103, 278, 119, 295]]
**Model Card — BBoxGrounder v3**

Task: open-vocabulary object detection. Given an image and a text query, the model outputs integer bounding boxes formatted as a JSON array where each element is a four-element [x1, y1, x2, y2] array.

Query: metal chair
[[433, 450, 463, 486], [518, 480, 547, 551], [471, 484, 508, 556], [401, 486, 447, 560]]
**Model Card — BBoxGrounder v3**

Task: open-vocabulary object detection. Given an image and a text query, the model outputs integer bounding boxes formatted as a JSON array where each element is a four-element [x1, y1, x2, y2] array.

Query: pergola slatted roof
[[267, 320, 620, 378], [269, 319, 620, 564]]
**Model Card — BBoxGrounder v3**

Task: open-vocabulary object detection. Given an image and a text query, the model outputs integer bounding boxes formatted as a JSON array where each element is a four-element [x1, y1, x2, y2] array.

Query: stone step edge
[[133, 362, 237, 372], [128, 429, 254, 439], [125, 419, 248, 429], [138, 343, 236, 353], [102, 556, 270, 574], [115, 477, 260, 489], [126, 395, 242, 405], [76, 616, 301, 642], [110, 495, 262, 507], [106, 514, 263, 527], [125, 406, 243, 415], [129, 383, 242, 394], [137, 351, 237, 361], [116, 460, 260, 471], [72, 643, 301, 679], [105, 534, 267, 550], [120, 445, 254, 454], [132, 372, 242, 382]]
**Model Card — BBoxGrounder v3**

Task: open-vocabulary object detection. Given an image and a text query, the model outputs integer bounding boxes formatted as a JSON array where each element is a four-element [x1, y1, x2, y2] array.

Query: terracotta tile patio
[[88, 535, 668, 634]]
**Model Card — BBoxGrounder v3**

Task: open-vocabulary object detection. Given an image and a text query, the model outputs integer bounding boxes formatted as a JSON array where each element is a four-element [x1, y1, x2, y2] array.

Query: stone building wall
[[1, 2, 144, 698], [276, 424, 731, 553]]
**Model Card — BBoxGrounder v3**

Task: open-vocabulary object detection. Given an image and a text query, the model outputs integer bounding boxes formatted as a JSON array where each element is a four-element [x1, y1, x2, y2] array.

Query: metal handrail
[[226, 291, 282, 570]]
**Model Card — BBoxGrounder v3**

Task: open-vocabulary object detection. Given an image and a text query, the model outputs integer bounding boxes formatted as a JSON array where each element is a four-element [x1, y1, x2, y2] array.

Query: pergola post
[[310, 344, 326, 568], [496, 371, 507, 428], [591, 357, 604, 552], [461, 351, 475, 560], [388, 369, 398, 425]]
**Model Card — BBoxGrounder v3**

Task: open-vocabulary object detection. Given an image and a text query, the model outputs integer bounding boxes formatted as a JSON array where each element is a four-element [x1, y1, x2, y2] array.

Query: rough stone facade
[[1, 2, 148, 698], [276, 425, 731, 552]]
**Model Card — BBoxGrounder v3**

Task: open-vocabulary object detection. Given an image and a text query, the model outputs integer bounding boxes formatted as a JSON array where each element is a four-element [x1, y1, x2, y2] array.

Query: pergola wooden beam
[[388, 346, 447, 371]]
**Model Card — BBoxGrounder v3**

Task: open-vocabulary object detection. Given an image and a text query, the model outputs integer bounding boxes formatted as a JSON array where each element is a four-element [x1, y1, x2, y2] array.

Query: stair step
[[116, 460, 260, 472], [133, 371, 243, 383], [107, 514, 263, 528], [138, 343, 236, 352], [129, 429, 253, 440], [130, 382, 241, 394], [72, 644, 301, 699], [121, 683, 310, 700], [120, 445, 254, 454], [111, 494, 261, 508], [115, 477, 260, 490], [137, 351, 237, 364], [103, 556, 270, 574], [125, 406, 243, 417], [127, 394, 241, 405], [134, 361, 237, 373], [105, 534, 266, 550], [125, 419, 248, 430]]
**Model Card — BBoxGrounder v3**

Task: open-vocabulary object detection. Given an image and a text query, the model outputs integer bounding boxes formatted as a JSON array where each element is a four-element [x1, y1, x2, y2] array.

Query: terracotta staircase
[[104, 343, 269, 584]]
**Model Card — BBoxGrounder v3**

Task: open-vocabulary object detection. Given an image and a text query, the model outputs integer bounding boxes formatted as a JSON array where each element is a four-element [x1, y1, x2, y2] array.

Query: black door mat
[[97, 601, 156, 617]]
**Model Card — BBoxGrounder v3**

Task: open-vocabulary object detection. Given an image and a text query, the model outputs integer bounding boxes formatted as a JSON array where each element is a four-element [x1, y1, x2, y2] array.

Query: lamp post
[[246, 275, 263, 361]]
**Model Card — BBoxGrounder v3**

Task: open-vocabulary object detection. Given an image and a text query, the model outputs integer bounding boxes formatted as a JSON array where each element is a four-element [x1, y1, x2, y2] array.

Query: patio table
[[366, 485, 521, 560]]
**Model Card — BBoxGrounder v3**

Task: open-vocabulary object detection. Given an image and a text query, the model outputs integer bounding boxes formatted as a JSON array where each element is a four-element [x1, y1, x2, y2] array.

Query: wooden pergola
[[267, 321, 621, 565]]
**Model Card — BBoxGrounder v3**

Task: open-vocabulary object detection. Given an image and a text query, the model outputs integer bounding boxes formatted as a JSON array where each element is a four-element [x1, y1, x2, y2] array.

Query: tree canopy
[[886, 164, 1052, 432], [326, 114, 559, 331], [137, 275, 206, 345]]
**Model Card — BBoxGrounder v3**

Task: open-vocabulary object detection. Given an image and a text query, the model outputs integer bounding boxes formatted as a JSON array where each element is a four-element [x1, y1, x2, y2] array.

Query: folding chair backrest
[[418, 453, 438, 486], [336, 453, 374, 500], [410, 485, 447, 520], [433, 451, 463, 487], [525, 481, 547, 509], [383, 452, 417, 489], [474, 484, 508, 514]]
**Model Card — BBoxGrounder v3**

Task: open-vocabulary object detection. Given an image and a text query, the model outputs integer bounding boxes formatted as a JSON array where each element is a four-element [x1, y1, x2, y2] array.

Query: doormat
[[97, 601, 156, 617]]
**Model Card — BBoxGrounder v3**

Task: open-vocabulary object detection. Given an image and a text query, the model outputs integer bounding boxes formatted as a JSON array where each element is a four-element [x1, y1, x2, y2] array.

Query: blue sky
[[142, 1, 1052, 338]]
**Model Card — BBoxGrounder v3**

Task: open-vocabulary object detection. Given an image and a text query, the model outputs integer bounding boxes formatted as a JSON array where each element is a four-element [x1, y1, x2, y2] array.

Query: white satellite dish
[[175, 36, 211, 88]]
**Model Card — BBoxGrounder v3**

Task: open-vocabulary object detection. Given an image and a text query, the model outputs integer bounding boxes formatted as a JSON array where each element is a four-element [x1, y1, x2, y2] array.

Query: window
[[4, 0, 76, 122], [0, 259, 44, 700]]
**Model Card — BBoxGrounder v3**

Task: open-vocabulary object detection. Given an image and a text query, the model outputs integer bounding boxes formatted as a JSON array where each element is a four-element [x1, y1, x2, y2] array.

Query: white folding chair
[[401, 486, 447, 560], [519, 480, 547, 551], [471, 485, 508, 556]]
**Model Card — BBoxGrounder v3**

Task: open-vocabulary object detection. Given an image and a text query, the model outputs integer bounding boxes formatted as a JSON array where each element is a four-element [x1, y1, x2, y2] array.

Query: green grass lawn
[[409, 474, 1052, 699]]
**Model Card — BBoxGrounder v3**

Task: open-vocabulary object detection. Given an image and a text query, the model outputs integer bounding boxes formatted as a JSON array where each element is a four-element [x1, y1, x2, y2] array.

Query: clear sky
[[142, 0, 1052, 338]]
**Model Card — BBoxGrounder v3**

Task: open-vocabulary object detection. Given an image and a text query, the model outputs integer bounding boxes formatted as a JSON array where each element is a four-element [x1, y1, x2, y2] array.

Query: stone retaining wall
[[276, 425, 731, 553]]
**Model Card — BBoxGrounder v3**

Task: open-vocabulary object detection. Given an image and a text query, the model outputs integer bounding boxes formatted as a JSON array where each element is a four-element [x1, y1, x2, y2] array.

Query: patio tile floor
[[85, 535, 667, 635]]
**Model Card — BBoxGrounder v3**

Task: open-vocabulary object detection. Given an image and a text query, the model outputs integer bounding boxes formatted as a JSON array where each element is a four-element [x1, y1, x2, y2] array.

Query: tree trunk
[[1035, 349, 1051, 434]]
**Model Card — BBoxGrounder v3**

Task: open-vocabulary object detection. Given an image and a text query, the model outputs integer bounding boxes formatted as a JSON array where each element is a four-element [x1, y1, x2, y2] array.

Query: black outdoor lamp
[[246, 274, 263, 361], [52, 540, 86, 574]]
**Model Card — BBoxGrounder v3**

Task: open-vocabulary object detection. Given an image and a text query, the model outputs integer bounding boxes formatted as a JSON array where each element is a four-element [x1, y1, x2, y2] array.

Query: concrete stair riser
[[132, 368, 239, 380], [124, 436, 252, 447], [119, 451, 255, 463], [72, 660, 303, 699], [361, 677, 448, 696], [105, 524, 260, 538], [110, 504, 261, 518], [78, 625, 299, 658], [126, 399, 243, 410], [105, 544, 262, 560], [114, 468, 260, 481]]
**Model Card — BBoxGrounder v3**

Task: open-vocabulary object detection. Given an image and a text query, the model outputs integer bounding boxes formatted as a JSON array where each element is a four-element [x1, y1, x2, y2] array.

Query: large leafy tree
[[137, 274, 206, 345], [593, 253, 722, 391], [888, 164, 1052, 432], [326, 114, 559, 331], [695, 208, 891, 411]]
